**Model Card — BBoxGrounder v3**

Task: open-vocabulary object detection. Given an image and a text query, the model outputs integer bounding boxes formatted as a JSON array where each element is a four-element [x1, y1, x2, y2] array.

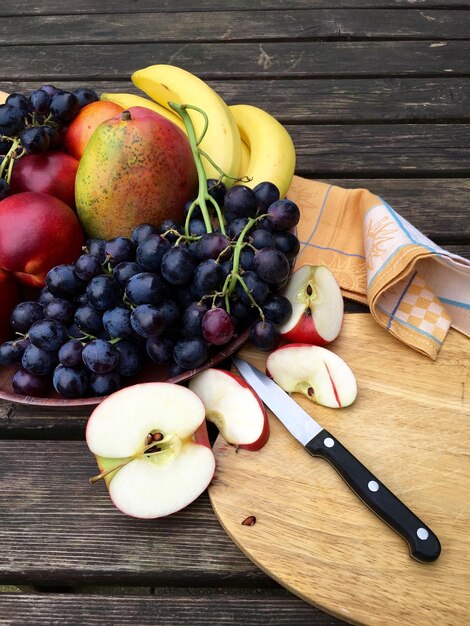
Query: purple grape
[[136, 235, 170, 271], [22, 344, 58, 375], [192, 259, 224, 299], [50, 91, 80, 123], [86, 238, 107, 262], [253, 181, 280, 212], [160, 246, 195, 285], [237, 271, 269, 306], [146, 335, 174, 364], [74, 304, 103, 336], [0, 339, 29, 365], [58, 339, 83, 367], [252, 248, 290, 285], [82, 339, 119, 374], [74, 254, 102, 281], [43, 298, 74, 325], [5, 93, 32, 115], [131, 223, 158, 246], [53, 365, 88, 398], [10, 301, 43, 333], [113, 261, 143, 287], [12, 368, 49, 396], [28, 319, 67, 352], [207, 179, 227, 205], [261, 294, 293, 324], [267, 199, 300, 231], [195, 233, 231, 261], [273, 231, 300, 260], [249, 320, 281, 351], [173, 338, 208, 370], [130, 304, 165, 338], [0, 104, 26, 136], [125, 272, 164, 306], [19, 126, 50, 154], [223, 185, 258, 220], [102, 306, 134, 339], [115, 341, 143, 377], [201, 307, 234, 345], [29, 89, 51, 115], [89, 371, 122, 396], [73, 88, 99, 107], [105, 237, 135, 265], [46, 264, 85, 297], [86, 275, 121, 310]]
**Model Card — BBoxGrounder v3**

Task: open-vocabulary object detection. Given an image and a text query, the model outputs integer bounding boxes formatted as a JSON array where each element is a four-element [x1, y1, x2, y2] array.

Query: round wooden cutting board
[[208, 314, 469, 626]]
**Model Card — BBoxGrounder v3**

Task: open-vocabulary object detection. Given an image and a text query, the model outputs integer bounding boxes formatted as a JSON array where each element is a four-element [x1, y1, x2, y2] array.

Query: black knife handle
[[305, 429, 441, 562]]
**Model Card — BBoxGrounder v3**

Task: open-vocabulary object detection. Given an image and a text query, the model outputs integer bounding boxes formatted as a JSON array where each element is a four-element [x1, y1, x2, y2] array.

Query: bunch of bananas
[[101, 64, 295, 197]]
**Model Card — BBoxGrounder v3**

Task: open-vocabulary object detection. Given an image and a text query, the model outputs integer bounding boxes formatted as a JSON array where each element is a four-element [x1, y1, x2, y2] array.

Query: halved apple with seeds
[[86, 382, 215, 519], [189, 368, 269, 451], [278, 264, 343, 345], [266, 344, 357, 408]]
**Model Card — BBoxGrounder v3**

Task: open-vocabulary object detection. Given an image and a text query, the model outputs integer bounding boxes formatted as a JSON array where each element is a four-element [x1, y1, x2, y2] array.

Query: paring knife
[[233, 356, 441, 563]]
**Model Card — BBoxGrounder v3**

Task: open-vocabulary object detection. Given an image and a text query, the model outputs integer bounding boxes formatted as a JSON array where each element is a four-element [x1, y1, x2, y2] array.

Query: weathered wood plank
[[1, 10, 469, 45], [288, 124, 470, 176], [0, 41, 469, 81], [0, 441, 268, 585], [1, 1, 470, 16], [0, 591, 345, 626], [3, 78, 470, 123]]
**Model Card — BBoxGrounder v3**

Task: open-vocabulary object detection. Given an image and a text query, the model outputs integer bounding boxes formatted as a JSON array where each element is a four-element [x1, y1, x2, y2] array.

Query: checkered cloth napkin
[[287, 176, 470, 359]]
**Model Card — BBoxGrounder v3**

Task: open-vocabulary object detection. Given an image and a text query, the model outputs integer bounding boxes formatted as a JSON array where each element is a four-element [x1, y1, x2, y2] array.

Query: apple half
[[266, 344, 357, 408], [189, 368, 269, 451], [86, 382, 216, 519], [278, 265, 343, 345]]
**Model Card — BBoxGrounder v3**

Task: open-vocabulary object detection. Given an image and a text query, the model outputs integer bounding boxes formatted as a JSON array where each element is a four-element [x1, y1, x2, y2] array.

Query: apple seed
[[241, 515, 256, 526]]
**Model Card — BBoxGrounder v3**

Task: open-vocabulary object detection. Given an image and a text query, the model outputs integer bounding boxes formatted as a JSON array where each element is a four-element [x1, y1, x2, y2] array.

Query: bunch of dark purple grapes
[[0, 84, 98, 199], [0, 179, 300, 399]]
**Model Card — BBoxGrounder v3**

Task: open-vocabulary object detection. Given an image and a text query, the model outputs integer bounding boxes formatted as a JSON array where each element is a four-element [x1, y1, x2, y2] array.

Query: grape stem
[[0, 137, 21, 184], [168, 102, 228, 237]]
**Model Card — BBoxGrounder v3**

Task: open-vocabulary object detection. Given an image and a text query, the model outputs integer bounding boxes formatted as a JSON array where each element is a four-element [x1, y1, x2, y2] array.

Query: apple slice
[[86, 382, 215, 519], [266, 344, 357, 408], [189, 368, 269, 451], [278, 265, 343, 345]]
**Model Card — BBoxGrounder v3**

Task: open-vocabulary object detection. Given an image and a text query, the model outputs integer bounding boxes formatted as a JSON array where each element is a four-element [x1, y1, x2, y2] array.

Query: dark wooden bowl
[[0, 329, 250, 408]]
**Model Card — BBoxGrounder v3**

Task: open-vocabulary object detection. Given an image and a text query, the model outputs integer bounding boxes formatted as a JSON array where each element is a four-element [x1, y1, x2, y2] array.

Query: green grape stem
[[0, 137, 21, 184], [168, 102, 228, 237]]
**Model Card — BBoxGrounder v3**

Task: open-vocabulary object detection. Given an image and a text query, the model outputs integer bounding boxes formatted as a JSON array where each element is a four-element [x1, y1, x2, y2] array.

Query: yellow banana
[[100, 92, 185, 132], [229, 104, 296, 198], [131, 65, 241, 187], [239, 139, 251, 178]]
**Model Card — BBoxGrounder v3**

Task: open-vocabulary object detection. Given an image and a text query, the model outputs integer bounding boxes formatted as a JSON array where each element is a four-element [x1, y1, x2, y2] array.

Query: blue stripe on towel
[[439, 297, 470, 310], [387, 270, 417, 330], [298, 241, 366, 259], [376, 304, 443, 345]]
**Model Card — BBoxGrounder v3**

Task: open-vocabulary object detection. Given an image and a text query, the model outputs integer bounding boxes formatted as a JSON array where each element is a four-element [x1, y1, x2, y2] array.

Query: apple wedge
[[86, 382, 215, 519], [278, 265, 343, 345], [266, 344, 357, 408], [189, 368, 269, 451]]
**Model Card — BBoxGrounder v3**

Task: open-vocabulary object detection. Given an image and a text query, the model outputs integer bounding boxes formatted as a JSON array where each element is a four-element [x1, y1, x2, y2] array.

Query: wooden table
[[0, 2, 469, 624]]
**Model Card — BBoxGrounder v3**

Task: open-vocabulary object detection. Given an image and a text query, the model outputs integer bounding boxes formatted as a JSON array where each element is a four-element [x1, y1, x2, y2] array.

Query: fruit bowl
[[0, 329, 249, 408]]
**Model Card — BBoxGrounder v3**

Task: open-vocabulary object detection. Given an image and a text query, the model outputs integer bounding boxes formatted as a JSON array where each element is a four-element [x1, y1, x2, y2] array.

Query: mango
[[75, 106, 198, 239]]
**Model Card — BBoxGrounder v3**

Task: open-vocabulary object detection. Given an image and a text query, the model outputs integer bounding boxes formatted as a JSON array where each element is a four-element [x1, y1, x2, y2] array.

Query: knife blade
[[233, 356, 441, 563]]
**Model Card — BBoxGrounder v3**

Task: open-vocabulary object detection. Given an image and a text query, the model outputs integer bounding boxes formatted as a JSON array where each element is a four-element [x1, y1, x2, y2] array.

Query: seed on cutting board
[[241, 515, 256, 526]]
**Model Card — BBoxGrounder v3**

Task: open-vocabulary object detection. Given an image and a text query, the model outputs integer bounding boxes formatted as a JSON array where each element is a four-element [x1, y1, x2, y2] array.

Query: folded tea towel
[[288, 176, 470, 359]]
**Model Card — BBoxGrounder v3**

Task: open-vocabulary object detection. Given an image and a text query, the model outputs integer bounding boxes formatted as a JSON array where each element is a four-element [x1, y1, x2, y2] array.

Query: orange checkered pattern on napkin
[[287, 176, 470, 359]]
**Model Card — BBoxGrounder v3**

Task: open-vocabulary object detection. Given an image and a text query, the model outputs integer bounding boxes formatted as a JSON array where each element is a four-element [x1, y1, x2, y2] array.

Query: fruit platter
[[0, 65, 308, 403]]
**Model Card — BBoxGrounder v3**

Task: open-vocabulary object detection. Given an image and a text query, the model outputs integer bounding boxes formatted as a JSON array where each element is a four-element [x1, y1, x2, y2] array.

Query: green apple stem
[[89, 437, 173, 485]]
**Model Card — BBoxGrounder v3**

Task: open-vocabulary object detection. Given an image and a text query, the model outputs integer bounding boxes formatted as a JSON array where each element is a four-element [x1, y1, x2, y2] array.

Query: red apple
[[10, 152, 79, 209], [64, 100, 124, 160], [86, 382, 216, 519], [0, 269, 20, 342], [266, 344, 357, 408], [0, 192, 84, 288], [278, 265, 344, 345], [189, 368, 269, 451]]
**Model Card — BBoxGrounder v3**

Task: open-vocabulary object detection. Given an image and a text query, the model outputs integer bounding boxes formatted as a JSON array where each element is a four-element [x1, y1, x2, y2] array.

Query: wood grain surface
[[209, 314, 469, 625]]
